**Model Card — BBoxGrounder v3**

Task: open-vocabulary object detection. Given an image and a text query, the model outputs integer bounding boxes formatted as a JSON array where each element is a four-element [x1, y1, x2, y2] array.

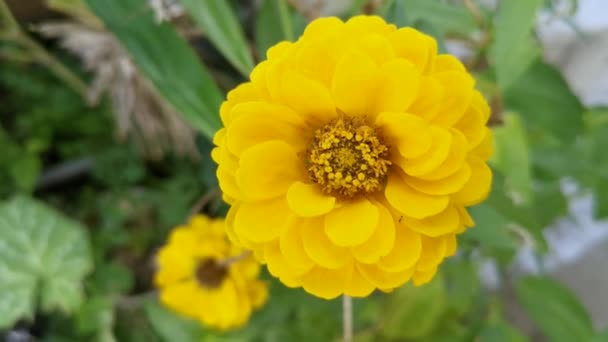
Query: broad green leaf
[[0, 196, 92, 329], [255, 0, 302, 58], [402, 0, 477, 35], [442, 260, 479, 316], [504, 60, 584, 143], [144, 299, 205, 342], [86, 0, 223, 140], [491, 0, 543, 89], [516, 276, 593, 342], [179, 0, 254, 76], [485, 172, 548, 252], [491, 113, 533, 205], [380, 275, 446, 339], [479, 320, 529, 342], [533, 181, 568, 227], [464, 204, 517, 251]]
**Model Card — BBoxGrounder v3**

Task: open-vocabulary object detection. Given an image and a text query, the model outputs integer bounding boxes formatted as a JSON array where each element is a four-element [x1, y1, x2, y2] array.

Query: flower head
[[212, 15, 493, 299], [154, 215, 268, 330]]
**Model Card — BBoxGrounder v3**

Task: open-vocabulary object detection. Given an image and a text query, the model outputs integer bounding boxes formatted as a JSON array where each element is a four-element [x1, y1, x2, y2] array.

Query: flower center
[[307, 117, 391, 198], [195, 258, 228, 289]]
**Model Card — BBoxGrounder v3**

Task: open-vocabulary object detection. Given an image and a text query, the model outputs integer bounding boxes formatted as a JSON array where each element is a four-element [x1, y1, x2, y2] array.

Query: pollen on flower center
[[195, 258, 228, 288], [307, 117, 391, 198]]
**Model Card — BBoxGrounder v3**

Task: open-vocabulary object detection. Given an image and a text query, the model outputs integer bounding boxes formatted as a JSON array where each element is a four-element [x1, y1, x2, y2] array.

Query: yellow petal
[[345, 266, 376, 297], [325, 199, 379, 246], [412, 267, 438, 286], [385, 172, 449, 219], [357, 34, 395, 66], [376, 112, 431, 158], [287, 182, 336, 217], [351, 203, 396, 264], [236, 140, 303, 201], [279, 69, 337, 124], [227, 102, 306, 155], [471, 128, 494, 161], [431, 71, 475, 127], [234, 197, 292, 243], [301, 218, 351, 269], [217, 165, 241, 200], [265, 241, 310, 278], [416, 235, 447, 270], [452, 156, 493, 206], [398, 126, 452, 176], [357, 263, 414, 289], [405, 163, 472, 195], [266, 41, 294, 60], [445, 234, 457, 257], [454, 91, 488, 149], [456, 206, 475, 227], [301, 264, 352, 299], [345, 15, 395, 35], [331, 49, 376, 116], [379, 226, 422, 272], [409, 77, 443, 120], [221, 83, 261, 124], [301, 16, 344, 40], [433, 54, 466, 73], [417, 129, 468, 180], [370, 59, 420, 116], [279, 218, 314, 270], [388, 27, 437, 72], [402, 205, 460, 237]]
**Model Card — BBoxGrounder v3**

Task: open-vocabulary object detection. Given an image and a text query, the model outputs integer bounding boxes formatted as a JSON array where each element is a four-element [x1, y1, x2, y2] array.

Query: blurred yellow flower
[[212, 15, 493, 299], [154, 215, 268, 330]]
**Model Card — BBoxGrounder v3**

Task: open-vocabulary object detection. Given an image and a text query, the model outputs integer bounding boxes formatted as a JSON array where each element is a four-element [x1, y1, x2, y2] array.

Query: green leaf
[[491, 113, 533, 205], [402, 0, 477, 35], [380, 275, 446, 339], [76, 296, 116, 341], [464, 204, 517, 252], [0, 196, 93, 329], [9, 153, 41, 192], [594, 174, 608, 219], [491, 0, 543, 89], [504, 60, 584, 143], [516, 276, 593, 342], [442, 260, 479, 316], [255, 0, 301, 58], [179, 0, 254, 76], [86, 0, 223, 140], [144, 299, 205, 342], [479, 320, 529, 342]]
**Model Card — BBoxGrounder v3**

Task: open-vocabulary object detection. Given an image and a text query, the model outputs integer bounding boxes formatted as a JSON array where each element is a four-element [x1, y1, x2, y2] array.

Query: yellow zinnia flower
[[154, 215, 268, 330], [212, 15, 493, 299]]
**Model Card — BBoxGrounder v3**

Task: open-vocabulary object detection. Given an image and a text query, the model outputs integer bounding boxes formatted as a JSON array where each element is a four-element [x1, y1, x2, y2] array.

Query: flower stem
[[343, 295, 353, 342]]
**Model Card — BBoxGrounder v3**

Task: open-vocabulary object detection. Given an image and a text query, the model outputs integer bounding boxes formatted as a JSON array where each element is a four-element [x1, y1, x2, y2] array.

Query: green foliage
[[0, 196, 92, 329], [516, 276, 594, 342], [491, 113, 533, 205], [255, 0, 305, 59], [179, 0, 254, 76], [491, 0, 543, 89], [504, 60, 584, 143], [86, 0, 223, 140], [1, 0, 607, 340], [380, 275, 446, 339]]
